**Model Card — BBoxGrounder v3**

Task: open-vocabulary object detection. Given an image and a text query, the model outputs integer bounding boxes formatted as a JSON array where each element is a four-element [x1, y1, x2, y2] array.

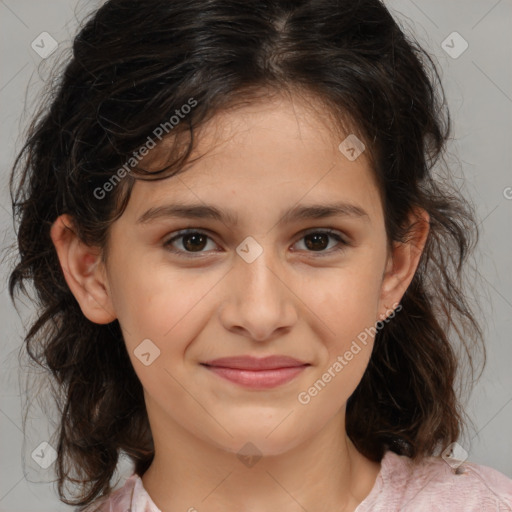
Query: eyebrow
[[136, 201, 370, 226]]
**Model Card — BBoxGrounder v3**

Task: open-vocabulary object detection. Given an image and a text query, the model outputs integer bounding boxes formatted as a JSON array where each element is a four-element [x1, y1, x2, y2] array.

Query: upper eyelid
[[165, 227, 350, 250]]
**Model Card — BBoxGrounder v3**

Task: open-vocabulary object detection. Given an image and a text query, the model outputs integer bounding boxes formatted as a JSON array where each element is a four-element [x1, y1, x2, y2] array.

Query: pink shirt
[[83, 450, 512, 511]]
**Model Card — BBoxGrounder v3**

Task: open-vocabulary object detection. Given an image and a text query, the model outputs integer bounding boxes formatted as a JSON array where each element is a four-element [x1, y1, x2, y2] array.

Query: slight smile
[[201, 355, 311, 390]]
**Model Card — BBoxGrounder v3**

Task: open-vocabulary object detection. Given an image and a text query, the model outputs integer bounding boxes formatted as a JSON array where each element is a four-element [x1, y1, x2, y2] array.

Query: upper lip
[[201, 355, 309, 370]]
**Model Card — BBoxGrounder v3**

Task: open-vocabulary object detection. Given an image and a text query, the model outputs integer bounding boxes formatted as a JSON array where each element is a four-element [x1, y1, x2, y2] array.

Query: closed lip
[[201, 355, 309, 370]]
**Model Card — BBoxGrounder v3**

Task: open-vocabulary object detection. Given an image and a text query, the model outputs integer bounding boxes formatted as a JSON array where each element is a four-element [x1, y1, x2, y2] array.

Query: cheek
[[112, 271, 214, 403], [306, 261, 384, 339], [298, 260, 384, 406], [109, 258, 221, 355], [296, 272, 379, 413]]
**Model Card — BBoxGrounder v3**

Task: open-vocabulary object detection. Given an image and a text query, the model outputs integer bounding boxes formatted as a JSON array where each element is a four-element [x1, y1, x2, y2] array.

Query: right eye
[[163, 229, 220, 257]]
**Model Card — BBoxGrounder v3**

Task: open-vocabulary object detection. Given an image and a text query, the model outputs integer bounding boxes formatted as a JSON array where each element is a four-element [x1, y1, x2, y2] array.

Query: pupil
[[184, 233, 206, 251], [305, 233, 328, 251], [182, 233, 328, 252]]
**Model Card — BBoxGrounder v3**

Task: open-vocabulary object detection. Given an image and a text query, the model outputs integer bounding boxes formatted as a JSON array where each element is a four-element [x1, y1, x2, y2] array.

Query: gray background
[[1, 1, 511, 510]]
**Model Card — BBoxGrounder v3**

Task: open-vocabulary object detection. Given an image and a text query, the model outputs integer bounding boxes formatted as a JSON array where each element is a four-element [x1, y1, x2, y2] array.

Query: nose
[[218, 248, 298, 342]]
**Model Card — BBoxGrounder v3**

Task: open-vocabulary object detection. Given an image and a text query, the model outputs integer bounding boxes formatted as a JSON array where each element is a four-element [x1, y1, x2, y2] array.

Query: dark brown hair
[[6, 0, 486, 508]]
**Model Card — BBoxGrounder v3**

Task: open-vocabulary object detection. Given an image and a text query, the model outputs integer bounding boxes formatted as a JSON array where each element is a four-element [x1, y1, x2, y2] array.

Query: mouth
[[202, 355, 309, 370], [200, 355, 310, 389]]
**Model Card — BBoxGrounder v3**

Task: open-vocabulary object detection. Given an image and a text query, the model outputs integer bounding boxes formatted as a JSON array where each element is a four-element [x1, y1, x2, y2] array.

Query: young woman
[[8, 0, 512, 510]]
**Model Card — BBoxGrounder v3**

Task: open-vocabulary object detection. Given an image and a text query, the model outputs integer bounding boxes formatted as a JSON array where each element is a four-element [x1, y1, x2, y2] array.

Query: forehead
[[123, 92, 383, 225], [139, 89, 367, 171]]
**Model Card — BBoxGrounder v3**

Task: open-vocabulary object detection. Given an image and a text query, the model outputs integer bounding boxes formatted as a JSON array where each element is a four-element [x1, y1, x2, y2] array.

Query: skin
[[50, 91, 429, 512]]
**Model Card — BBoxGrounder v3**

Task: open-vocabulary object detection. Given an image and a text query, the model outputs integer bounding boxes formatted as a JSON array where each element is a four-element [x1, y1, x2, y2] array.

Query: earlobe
[[378, 208, 430, 317], [50, 214, 116, 324]]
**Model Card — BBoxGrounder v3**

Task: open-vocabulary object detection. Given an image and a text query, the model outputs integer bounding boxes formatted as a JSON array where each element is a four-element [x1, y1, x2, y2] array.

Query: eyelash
[[163, 228, 350, 259]]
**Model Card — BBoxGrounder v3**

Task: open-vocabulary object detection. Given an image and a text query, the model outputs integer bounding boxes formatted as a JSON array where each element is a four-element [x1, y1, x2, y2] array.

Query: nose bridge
[[220, 235, 296, 340], [247, 250, 277, 288], [236, 234, 284, 302]]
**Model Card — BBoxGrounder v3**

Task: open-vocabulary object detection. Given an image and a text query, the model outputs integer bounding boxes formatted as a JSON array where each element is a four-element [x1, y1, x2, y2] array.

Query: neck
[[141, 409, 381, 512]]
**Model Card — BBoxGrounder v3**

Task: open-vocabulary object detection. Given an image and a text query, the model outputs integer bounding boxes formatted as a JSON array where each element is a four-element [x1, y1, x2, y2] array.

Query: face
[[55, 92, 420, 457]]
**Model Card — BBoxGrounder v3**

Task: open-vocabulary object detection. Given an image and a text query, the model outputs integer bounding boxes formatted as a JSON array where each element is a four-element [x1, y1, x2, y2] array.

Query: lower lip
[[203, 365, 308, 389]]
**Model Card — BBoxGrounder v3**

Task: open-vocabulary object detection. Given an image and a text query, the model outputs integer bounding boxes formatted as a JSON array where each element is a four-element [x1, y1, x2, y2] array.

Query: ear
[[50, 214, 116, 324], [378, 207, 430, 319]]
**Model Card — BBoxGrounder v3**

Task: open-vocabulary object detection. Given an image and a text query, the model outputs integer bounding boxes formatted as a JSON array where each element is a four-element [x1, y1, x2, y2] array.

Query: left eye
[[294, 229, 348, 253], [163, 229, 349, 257]]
